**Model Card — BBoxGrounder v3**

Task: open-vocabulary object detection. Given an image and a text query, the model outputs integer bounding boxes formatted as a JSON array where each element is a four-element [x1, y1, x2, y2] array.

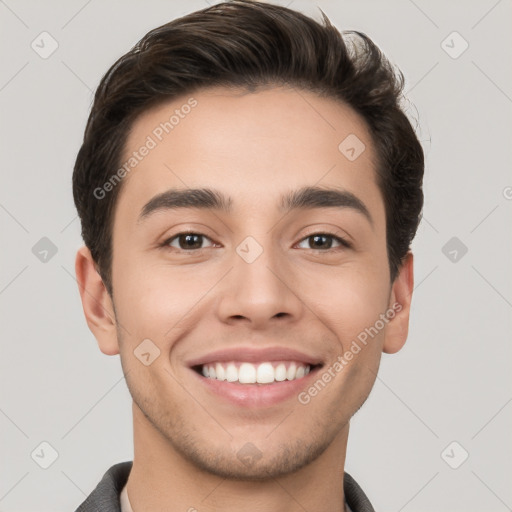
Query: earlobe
[[382, 251, 414, 354], [75, 246, 120, 356]]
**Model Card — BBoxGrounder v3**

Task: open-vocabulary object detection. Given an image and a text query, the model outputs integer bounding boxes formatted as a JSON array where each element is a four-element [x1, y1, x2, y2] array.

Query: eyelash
[[160, 231, 352, 253]]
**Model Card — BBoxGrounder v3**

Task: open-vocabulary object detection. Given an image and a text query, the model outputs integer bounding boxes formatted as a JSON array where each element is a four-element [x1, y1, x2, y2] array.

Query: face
[[80, 85, 413, 480]]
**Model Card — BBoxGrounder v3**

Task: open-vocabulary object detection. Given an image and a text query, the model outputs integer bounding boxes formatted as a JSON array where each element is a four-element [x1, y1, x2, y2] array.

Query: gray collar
[[74, 461, 375, 512]]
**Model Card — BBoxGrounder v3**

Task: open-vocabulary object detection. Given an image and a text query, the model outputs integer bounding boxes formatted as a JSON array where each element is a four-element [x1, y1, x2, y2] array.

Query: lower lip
[[190, 366, 321, 408]]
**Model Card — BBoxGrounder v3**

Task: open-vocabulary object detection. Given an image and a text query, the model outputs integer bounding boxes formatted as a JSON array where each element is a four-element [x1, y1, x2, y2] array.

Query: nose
[[215, 240, 304, 329]]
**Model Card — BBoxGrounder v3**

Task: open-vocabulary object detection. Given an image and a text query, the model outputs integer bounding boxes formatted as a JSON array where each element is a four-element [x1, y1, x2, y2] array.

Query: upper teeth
[[201, 362, 311, 384]]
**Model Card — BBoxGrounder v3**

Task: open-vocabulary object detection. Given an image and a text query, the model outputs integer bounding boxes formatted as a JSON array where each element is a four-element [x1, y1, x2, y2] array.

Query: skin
[[75, 85, 414, 512]]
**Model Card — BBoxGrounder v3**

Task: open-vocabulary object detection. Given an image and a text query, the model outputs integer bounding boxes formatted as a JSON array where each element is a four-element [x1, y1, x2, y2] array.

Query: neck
[[126, 402, 349, 512]]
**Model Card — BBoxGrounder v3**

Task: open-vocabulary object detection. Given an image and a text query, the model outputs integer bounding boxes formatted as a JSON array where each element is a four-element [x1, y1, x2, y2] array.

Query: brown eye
[[165, 233, 214, 251], [297, 233, 350, 250]]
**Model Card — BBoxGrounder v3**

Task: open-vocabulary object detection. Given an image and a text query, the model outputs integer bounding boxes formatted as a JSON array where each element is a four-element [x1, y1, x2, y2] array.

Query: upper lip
[[186, 347, 324, 367]]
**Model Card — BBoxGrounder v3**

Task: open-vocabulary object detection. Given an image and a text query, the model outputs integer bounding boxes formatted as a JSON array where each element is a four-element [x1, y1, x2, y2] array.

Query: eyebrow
[[137, 186, 373, 226]]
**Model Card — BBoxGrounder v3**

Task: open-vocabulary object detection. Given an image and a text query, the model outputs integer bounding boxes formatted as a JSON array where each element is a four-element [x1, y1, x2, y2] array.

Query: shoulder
[[344, 472, 376, 512], [73, 461, 133, 512]]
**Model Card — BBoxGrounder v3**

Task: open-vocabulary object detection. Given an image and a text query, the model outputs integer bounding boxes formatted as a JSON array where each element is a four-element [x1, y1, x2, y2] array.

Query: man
[[72, 0, 424, 510]]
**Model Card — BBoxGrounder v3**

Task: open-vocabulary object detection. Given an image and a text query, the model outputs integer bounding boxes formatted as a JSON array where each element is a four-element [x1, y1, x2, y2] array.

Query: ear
[[382, 251, 414, 354], [75, 245, 120, 355]]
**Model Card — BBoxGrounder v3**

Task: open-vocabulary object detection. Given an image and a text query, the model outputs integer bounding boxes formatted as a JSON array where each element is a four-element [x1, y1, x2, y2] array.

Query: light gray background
[[1, 0, 511, 510]]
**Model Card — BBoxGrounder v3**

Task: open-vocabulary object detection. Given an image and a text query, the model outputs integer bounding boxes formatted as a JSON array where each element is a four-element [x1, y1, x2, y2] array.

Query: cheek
[[300, 264, 390, 348], [114, 260, 216, 342]]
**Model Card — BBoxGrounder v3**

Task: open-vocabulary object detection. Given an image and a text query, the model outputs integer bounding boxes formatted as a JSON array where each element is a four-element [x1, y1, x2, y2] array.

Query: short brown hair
[[72, 0, 424, 296]]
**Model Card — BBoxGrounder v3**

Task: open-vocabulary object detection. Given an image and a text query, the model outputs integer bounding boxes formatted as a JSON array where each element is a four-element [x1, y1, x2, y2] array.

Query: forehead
[[114, 85, 383, 224]]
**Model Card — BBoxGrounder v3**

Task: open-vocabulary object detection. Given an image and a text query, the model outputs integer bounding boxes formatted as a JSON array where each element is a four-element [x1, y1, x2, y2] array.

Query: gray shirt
[[75, 461, 375, 512]]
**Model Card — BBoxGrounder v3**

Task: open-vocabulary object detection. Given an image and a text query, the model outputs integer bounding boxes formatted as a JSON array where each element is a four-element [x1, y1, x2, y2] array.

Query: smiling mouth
[[192, 361, 323, 385]]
